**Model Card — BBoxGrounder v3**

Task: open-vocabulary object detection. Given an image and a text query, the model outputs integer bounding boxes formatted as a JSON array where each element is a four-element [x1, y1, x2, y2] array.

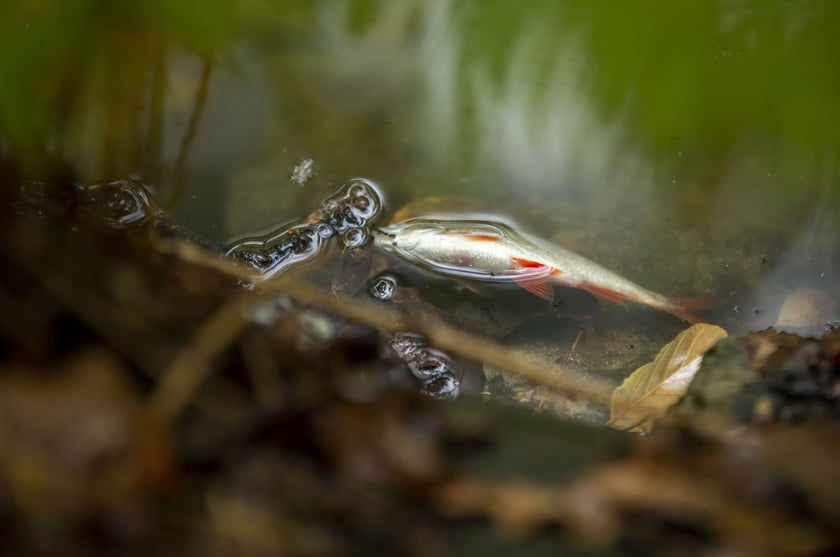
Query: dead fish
[[373, 217, 704, 323]]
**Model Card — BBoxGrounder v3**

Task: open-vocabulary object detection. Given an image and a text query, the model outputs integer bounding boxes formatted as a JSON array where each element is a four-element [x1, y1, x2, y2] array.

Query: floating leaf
[[608, 323, 727, 432]]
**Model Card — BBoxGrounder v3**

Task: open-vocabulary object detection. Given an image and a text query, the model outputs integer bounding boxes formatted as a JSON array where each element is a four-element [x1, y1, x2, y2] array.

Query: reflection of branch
[[143, 50, 167, 186], [150, 238, 613, 425], [164, 57, 213, 209]]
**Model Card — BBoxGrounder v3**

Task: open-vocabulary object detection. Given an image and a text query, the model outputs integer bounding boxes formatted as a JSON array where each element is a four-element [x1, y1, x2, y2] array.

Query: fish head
[[372, 217, 524, 280], [374, 219, 447, 253]]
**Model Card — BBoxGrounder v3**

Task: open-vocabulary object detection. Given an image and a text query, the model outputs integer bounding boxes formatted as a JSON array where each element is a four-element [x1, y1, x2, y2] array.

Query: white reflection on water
[[413, 2, 652, 202]]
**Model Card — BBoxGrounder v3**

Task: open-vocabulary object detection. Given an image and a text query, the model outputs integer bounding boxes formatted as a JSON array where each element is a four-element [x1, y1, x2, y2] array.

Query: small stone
[[776, 288, 837, 331]]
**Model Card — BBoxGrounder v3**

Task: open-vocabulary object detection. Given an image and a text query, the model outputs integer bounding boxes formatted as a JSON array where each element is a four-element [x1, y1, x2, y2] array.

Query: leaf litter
[[2, 174, 840, 556]]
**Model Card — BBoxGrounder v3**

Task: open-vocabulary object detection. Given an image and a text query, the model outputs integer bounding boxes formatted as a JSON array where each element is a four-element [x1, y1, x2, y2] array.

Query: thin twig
[[151, 237, 613, 426], [147, 292, 255, 425], [263, 276, 614, 406]]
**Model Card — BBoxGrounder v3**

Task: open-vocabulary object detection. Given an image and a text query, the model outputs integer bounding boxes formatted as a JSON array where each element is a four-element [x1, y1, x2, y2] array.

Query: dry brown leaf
[[608, 323, 727, 432]]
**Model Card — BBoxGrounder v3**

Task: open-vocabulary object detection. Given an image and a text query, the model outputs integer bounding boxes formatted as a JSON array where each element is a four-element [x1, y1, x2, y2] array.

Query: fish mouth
[[370, 226, 400, 250], [370, 225, 396, 240]]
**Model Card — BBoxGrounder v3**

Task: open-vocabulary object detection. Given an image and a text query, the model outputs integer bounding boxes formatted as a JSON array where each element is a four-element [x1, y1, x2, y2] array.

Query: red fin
[[669, 296, 711, 310], [513, 276, 554, 300], [663, 297, 711, 324], [464, 233, 501, 242], [509, 258, 555, 300], [511, 256, 547, 269], [579, 283, 628, 306]]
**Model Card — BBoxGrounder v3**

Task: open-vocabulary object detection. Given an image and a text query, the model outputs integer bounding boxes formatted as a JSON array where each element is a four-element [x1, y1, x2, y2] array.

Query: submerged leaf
[[608, 324, 727, 432]]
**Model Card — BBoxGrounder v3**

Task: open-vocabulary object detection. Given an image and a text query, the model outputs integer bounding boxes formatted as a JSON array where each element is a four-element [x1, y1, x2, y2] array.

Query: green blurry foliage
[[563, 1, 840, 156], [1, 0, 837, 189], [454, 0, 840, 162], [0, 0, 232, 175]]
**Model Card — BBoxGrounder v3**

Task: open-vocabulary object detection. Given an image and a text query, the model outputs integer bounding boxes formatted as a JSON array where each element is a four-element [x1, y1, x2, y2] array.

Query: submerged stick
[[146, 292, 255, 424], [149, 237, 613, 424]]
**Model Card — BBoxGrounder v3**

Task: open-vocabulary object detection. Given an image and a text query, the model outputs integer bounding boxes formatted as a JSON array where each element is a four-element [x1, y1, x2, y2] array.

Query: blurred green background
[[1, 0, 838, 331], [2, 0, 838, 220]]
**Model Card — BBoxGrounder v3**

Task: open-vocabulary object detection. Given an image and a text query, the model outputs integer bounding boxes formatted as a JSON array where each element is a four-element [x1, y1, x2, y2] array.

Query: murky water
[[186, 3, 837, 337], [5, 1, 840, 389]]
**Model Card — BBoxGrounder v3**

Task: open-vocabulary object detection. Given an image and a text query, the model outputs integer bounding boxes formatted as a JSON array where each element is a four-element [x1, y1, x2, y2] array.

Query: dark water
[[4, 0, 839, 340]]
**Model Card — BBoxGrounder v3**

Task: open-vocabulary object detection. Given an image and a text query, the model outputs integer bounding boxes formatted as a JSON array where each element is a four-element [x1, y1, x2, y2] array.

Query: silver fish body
[[374, 217, 696, 321]]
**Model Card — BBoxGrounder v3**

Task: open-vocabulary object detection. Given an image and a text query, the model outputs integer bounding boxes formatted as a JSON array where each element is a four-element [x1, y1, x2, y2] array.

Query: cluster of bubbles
[[385, 332, 460, 400], [16, 178, 158, 227], [224, 179, 459, 400], [85, 180, 158, 227], [227, 179, 382, 278]]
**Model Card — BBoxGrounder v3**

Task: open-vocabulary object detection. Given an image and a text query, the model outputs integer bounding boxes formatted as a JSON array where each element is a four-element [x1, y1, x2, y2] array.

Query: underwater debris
[[290, 158, 315, 186], [679, 328, 840, 424], [385, 333, 461, 400]]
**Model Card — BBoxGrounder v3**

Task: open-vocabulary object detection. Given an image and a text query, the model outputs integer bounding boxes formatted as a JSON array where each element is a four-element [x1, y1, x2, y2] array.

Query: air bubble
[[227, 223, 323, 277], [316, 222, 335, 238], [345, 179, 381, 220], [388, 333, 426, 361], [421, 371, 459, 400], [342, 228, 368, 248], [225, 178, 381, 280], [369, 274, 397, 301], [346, 183, 368, 198], [350, 197, 374, 219], [331, 206, 363, 234], [88, 179, 157, 227], [407, 348, 450, 380]]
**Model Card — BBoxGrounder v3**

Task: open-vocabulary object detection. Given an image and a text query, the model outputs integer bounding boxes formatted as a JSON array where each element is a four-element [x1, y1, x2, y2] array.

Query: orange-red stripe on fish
[[463, 233, 502, 242], [511, 256, 544, 269], [578, 283, 627, 305], [510, 257, 563, 275]]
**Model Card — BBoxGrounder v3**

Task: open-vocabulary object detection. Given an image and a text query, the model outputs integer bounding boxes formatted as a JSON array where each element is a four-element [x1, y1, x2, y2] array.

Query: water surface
[[5, 0, 839, 340]]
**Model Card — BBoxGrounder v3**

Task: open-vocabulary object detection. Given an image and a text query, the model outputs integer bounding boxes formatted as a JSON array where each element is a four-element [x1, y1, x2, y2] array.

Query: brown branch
[[150, 237, 613, 425], [146, 291, 255, 425]]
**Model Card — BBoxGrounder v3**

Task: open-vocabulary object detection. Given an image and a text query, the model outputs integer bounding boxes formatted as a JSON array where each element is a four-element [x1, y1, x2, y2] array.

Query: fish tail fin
[[663, 296, 711, 324]]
